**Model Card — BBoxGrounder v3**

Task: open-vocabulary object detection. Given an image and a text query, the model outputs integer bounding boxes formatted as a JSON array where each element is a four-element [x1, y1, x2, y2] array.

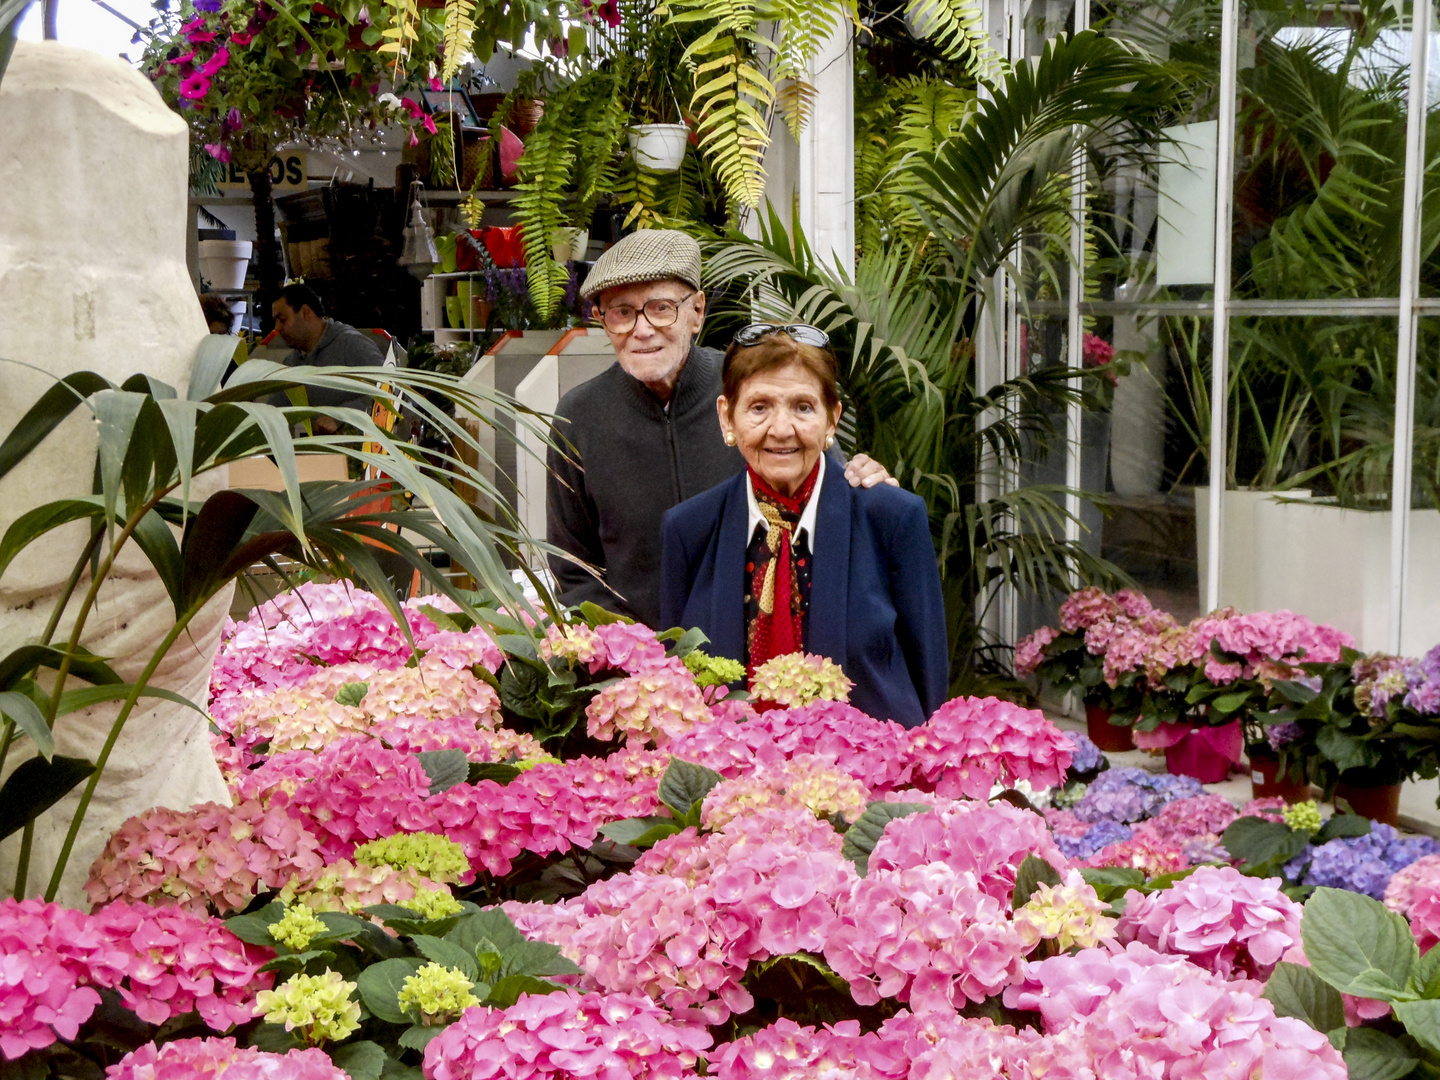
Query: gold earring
[[825, 434, 835, 449], [724, 432, 736, 446]]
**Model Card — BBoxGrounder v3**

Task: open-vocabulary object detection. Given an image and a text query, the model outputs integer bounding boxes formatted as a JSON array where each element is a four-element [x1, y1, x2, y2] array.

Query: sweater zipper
[[665, 410, 682, 503]]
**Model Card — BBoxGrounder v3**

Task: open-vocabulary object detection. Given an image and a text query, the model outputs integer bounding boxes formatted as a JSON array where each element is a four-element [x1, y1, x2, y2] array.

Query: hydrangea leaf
[[223, 900, 287, 947], [398, 1024, 446, 1051], [1315, 813, 1372, 843], [1262, 961, 1346, 1034], [1341, 1027, 1420, 1080], [378, 1061, 425, 1080], [485, 974, 566, 1009], [1393, 1001, 1440, 1056], [259, 948, 335, 974], [468, 762, 522, 786], [1012, 853, 1064, 909], [316, 911, 379, 943], [1302, 887, 1418, 999], [446, 908, 528, 957], [1407, 947, 1440, 999], [500, 939, 582, 978], [599, 816, 683, 848], [416, 750, 470, 796], [330, 1040, 389, 1080], [335, 681, 370, 707], [658, 758, 723, 818], [410, 934, 480, 982], [1316, 726, 1370, 773], [248, 1021, 305, 1053], [1221, 816, 1307, 870], [841, 802, 930, 876], [579, 602, 633, 626], [356, 957, 425, 1025]]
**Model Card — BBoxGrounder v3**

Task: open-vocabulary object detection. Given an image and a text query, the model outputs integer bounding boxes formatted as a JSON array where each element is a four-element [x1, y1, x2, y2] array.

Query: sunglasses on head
[[730, 323, 830, 348]]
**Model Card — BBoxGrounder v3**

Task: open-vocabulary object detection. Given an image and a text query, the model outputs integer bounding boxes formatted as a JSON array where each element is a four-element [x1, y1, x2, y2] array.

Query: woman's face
[[718, 360, 840, 497]]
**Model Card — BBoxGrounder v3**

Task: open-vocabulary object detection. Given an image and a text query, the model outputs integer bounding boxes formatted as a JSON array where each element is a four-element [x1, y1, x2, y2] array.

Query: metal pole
[[1389, 0, 1430, 652], [1206, 0, 1241, 612], [1065, 0, 1090, 544]]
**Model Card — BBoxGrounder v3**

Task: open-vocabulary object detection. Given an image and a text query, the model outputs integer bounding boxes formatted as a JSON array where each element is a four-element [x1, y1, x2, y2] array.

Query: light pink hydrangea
[[634, 808, 844, 886], [369, 715, 546, 764], [1059, 586, 1122, 632], [528, 748, 668, 826], [415, 626, 503, 673], [586, 668, 711, 745], [540, 620, 672, 676], [868, 802, 1067, 904], [277, 859, 450, 914], [1013, 626, 1059, 676], [85, 800, 327, 914], [909, 696, 1074, 798], [700, 754, 870, 829], [1385, 854, 1440, 921], [107, 1037, 347, 1080], [1116, 865, 1302, 980], [744, 702, 916, 793], [423, 990, 710, 1080], [1004, 940, 1347, 1079], [1082, 832, 1193, 877], [824, 861, 1026, 1012]]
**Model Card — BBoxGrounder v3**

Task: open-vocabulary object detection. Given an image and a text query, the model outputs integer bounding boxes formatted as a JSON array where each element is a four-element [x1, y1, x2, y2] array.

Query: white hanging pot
[[197, 239, 253, 290], [628, 123, 688, 172]]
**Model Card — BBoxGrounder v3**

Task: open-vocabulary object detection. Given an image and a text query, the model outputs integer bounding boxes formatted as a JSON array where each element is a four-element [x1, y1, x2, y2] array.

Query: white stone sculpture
[[0, 42, 232, 906]]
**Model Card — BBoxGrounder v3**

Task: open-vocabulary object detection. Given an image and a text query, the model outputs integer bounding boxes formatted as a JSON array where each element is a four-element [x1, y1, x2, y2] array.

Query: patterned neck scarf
[[747, 461, 821, 673]]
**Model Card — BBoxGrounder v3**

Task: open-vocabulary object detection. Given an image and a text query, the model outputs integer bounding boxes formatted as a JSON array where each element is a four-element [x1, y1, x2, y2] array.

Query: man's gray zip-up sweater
[[546, 346, 741, 627]]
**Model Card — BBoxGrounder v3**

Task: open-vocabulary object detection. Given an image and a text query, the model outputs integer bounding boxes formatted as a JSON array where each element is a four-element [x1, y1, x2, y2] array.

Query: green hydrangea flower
[[256, 970, 361, 1047], [268, 904, 329, 951], [1282, 800, 1323, 833], [397, 962, 481, 1025], [684, 650, 746, 689], [353, 832, 470, 883], [749, 652, 853, 707], [404, 886, 464, 921], [516, 753, 562, 771]]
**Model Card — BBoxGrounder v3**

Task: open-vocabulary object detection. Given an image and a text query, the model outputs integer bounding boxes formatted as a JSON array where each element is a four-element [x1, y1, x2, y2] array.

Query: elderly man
[[546, 229, 894, 628], [271, 282, 385, 432]]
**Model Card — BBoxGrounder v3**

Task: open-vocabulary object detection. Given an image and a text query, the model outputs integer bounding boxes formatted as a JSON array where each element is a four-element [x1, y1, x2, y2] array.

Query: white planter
[[628, 124, 688, 172], [1196, 487, 1440, 653], [198, 239, 253, 290], [550, 228, 590, 263]]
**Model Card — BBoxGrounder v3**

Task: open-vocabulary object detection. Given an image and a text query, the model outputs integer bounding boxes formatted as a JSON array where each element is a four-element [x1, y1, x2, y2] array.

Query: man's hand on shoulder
[[844, 453, 900, 489]]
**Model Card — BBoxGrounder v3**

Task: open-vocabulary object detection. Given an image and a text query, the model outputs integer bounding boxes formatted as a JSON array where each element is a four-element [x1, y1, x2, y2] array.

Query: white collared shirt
[[745, 459, 825, 550]]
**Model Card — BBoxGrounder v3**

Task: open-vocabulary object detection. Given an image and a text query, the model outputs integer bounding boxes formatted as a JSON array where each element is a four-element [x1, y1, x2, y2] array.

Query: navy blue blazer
[[660, 456, 949, 728]]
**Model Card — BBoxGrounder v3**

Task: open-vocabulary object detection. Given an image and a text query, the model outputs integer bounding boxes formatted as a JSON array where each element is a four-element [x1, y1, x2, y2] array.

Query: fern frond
[[441, 0, 477, 80]]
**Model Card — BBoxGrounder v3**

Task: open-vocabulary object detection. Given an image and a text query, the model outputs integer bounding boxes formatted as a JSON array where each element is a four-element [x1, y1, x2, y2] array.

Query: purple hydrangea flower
[[1055, 820, 1133, 860], [1066, 733, 1105, 775], [1073, 767, 1204, 825], [1266, 721, 1303, 752], [1287, 824, 1440, 899]]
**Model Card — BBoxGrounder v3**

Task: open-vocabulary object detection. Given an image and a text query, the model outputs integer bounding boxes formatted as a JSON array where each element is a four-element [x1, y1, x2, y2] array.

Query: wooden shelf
[[421, 190, 517, 205]]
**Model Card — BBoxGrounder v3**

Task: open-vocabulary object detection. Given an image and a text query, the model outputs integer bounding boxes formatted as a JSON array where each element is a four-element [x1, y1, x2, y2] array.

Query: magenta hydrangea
[[909, 696, 1074, 798], [422, 989, 710, 1080], [1116, 865, 1301, 980], [107, 1036, 348, 1079]]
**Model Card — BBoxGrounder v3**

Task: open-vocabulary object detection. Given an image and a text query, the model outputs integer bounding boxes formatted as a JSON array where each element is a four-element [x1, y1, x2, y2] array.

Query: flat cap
[[580, 229, 702, 302]]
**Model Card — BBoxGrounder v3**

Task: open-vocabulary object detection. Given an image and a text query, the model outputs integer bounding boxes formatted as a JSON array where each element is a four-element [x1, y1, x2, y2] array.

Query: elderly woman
[[660, 324, 948, 727]]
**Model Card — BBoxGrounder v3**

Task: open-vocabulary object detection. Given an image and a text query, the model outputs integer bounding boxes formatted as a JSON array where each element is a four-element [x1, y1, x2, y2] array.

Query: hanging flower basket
[[628, 123, 688, 172]]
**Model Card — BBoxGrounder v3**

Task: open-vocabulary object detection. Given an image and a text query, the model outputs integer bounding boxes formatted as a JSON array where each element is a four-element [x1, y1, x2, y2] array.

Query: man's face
[[272, 298, 320, 351], [593, 280, 705, 395]]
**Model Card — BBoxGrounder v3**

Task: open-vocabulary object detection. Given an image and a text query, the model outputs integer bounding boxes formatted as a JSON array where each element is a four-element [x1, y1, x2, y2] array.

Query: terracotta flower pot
[[1334, 780, 1402, 826], [1085, 704, 1134, 753], [1247, 750, 1312, 803]]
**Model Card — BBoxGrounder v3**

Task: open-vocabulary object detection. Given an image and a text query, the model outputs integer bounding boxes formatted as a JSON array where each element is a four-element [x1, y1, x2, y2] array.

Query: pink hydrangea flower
[[586, 668, 711, 745], [1013, 626, 1058, 676], [107, 1037, 347, 1079], [909, 697, 1074, 798]]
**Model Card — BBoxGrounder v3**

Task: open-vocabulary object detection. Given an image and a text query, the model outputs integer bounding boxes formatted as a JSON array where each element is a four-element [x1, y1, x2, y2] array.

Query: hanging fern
[[378, 0, 422, 74], [903, 0, 999, 75], [441, 0, 477, 80]]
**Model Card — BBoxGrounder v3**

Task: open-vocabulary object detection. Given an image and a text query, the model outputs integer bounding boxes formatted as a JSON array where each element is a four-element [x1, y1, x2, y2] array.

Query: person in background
[[271, 282, 385, 433], [547, 229, 896, 628], [199, 293, 234, 335], [660, 324, 947, 728]]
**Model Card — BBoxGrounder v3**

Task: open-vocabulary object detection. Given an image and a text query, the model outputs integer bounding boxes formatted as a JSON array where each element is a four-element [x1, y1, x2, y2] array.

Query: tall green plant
[[0, 341, 560, 901]]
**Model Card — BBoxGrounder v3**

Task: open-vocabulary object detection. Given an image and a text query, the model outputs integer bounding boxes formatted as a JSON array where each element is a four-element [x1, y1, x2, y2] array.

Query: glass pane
[[1222, 314, 1395, 647], [1232, 1, 1412, 301], [1402, 318, 1440, 653]]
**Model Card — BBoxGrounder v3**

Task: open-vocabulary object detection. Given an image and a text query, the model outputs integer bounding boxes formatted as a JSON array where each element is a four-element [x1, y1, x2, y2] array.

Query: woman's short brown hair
[[722, 332, 841, 418]]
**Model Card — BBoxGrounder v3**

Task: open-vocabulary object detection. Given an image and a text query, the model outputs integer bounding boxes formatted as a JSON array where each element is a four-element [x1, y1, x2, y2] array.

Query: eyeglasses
[[731, 323, 830, 348], [596, 291, 697, 335]]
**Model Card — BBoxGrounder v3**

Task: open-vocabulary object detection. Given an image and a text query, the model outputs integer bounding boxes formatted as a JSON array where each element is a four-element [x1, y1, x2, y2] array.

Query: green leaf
[[500, 939, 582, 978], [1342, 1027, 1420, 1080], [335, 681, 369, 707], [1302, 887, 1419, 999], [53, 681, 209, 719], [330, 1041, 389, 1080], [224, 901, 287, 947], [748, 951, 850, 993], [485, 974, 565, 1009], [578, 603, 633, 625], [410, 934, 480, 982], [0, 1052, 51, 1080], [1263, 962, 1346, 1034], [0, 498, 107, 581], [0, 690, 51, 760], [599, 816, 683, 848], [1316, 813, 1373, 843], [657, 758, 723, 818], [398, 1025, 445, 1051], [259, 948, 335, 973], [1221, 816, 1305, 868], [663, 627, 709, 659], [417, 749, 470, 796], [0, 372, 111, 484], [842, 802, 930, 876], [0, 755, 95, 841], [1210, 690, 1250, 714], [249, 1022, 305, 1053], [446, 908, 528, 958], [468, 762, 522, 786], [189, 333, 241, 402], [379, 1062, 425, 1080], [1012, 853, 1064, 909], [1394, 1000, 1440, 1056], [1317, 726, 1370, 772], [131, 508, 185, 615], [1407, 947, 1440, 998], [355, 957, 424, 1025]]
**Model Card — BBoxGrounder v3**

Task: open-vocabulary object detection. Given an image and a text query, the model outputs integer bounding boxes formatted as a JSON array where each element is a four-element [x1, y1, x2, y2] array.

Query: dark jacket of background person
[[547, 345, 740, 626], [284, 319, 385, 410], [660, 454, 949, 728]]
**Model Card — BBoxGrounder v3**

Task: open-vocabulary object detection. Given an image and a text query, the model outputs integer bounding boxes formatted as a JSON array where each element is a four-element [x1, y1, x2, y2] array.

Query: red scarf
[[747, 461, 821, 674]]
